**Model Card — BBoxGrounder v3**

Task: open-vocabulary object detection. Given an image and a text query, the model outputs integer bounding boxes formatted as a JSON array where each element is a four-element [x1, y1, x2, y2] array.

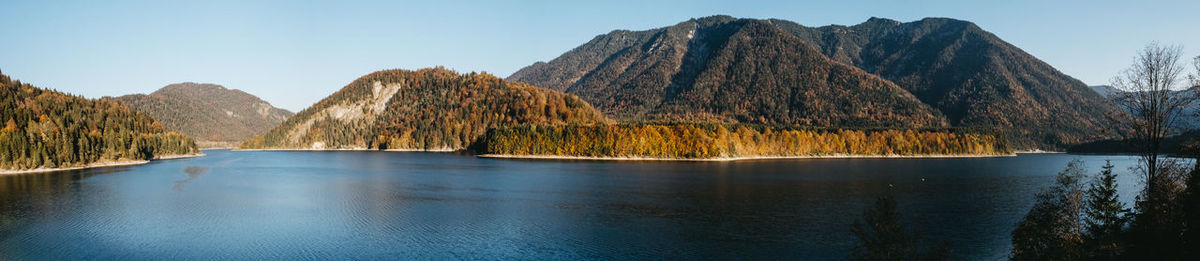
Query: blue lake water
[[0, 150, 1164, 260]]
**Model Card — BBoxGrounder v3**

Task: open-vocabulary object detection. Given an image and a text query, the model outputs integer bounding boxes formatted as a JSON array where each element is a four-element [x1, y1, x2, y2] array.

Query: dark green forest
[[0, 71, 198, 170], [474, 123, 1009, 159]]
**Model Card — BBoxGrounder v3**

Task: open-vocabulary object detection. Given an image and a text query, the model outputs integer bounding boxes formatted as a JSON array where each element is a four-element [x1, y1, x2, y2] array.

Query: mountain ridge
[[509, 15, 1116, 149], [510, 16, 946, 128], [109, 82, 293, 147]]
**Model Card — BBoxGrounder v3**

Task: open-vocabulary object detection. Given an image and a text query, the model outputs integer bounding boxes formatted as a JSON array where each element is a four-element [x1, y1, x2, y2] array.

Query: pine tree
[[1083, 160, 1128, 259], [1180, 140, 1200, 259]]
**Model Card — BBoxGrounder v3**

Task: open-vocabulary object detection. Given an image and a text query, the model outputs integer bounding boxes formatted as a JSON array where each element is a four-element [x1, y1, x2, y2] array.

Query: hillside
[[109, 83, 293, 147], [510, 16, 945, 128], [0, 71, 199, 170], [510, 16, 1116, 150], [777, 17, 1115, 148], [240, 67, 610, 150]]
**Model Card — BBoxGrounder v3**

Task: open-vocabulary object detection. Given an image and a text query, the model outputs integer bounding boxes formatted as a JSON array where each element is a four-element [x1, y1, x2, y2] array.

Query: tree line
[[473, 123, 1009, 159]]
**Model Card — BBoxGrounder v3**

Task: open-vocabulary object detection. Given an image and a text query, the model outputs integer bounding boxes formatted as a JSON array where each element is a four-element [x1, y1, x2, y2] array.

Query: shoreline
[[233, 148, 458, 152], [0, 153, 206, 175], [476, 153, 1017, 162], [1015, 150, 1066, 154], [229, 148, 1017, 161], [154, 153, 207, 160]]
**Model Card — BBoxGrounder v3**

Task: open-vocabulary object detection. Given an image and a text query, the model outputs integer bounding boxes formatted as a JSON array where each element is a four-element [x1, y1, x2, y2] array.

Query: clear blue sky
[[2, 0, 1197, 112]]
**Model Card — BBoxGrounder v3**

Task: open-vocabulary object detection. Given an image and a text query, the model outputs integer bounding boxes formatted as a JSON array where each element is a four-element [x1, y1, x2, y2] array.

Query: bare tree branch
[[1108, 43, 1198, 198]]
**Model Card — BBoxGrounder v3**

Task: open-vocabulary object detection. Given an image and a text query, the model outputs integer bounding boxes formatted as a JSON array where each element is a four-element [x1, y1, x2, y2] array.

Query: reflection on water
[[173, 166, 210, 191], [0, 167, 128, 234], [0, 150, 1170, 260]]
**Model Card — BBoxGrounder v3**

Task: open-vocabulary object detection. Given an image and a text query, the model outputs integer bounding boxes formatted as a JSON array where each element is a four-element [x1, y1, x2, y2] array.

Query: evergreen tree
[[1179, 140, 1200, 258], [1083, 160, 1128, 259], [0, 71, 198, 170]]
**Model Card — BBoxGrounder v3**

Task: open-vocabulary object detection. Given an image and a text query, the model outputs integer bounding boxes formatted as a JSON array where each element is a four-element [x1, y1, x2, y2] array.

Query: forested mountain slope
[[510, 16, 944, 128], [240, 68, 609, 150], [0, 71, 198, 170], [110, 83, 292, 147], [510, 16, 1117, 149], [778, 17, 1115, 148]]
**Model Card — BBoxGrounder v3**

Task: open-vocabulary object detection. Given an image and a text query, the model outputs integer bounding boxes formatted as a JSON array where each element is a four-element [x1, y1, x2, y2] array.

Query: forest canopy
[[239, 68, 610, 150], [0, 71, 198, 170], [473, 123, 1010, 159]]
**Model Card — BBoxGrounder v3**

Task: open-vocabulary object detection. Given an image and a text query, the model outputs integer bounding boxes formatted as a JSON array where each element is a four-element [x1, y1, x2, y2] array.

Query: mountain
[[109, 83, 293, 148], [240, 67, 609, 150], [1090, 85, 1119, 98], [1086, 85, 1199, 130], [0, 71, 198, 170], [509, 16, 944, 128], [778, 17, 1116, 147], [510, 15, 1116, 149]]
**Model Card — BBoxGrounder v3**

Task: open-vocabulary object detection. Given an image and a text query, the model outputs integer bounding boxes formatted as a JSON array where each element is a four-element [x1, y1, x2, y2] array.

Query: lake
[[0, 150, 1165, 260]]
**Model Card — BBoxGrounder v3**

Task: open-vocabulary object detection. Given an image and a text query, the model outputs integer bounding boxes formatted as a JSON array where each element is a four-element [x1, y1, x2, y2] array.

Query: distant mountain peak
[[862, 16, 901, 26], [155, 82, 229, 94], [110, 83, 293, 146], [692, 14, 737, 24]]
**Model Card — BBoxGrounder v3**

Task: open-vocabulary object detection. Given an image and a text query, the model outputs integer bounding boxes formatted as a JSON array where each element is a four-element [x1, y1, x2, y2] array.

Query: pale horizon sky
[[1, 0, 1198, 112]]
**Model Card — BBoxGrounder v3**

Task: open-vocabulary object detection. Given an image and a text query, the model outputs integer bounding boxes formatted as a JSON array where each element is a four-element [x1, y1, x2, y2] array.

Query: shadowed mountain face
[[779, 17, 1115, 148], [510, 15, 1117, 149], [510, 16, 944, 128], [109, 83, 293, 146]]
